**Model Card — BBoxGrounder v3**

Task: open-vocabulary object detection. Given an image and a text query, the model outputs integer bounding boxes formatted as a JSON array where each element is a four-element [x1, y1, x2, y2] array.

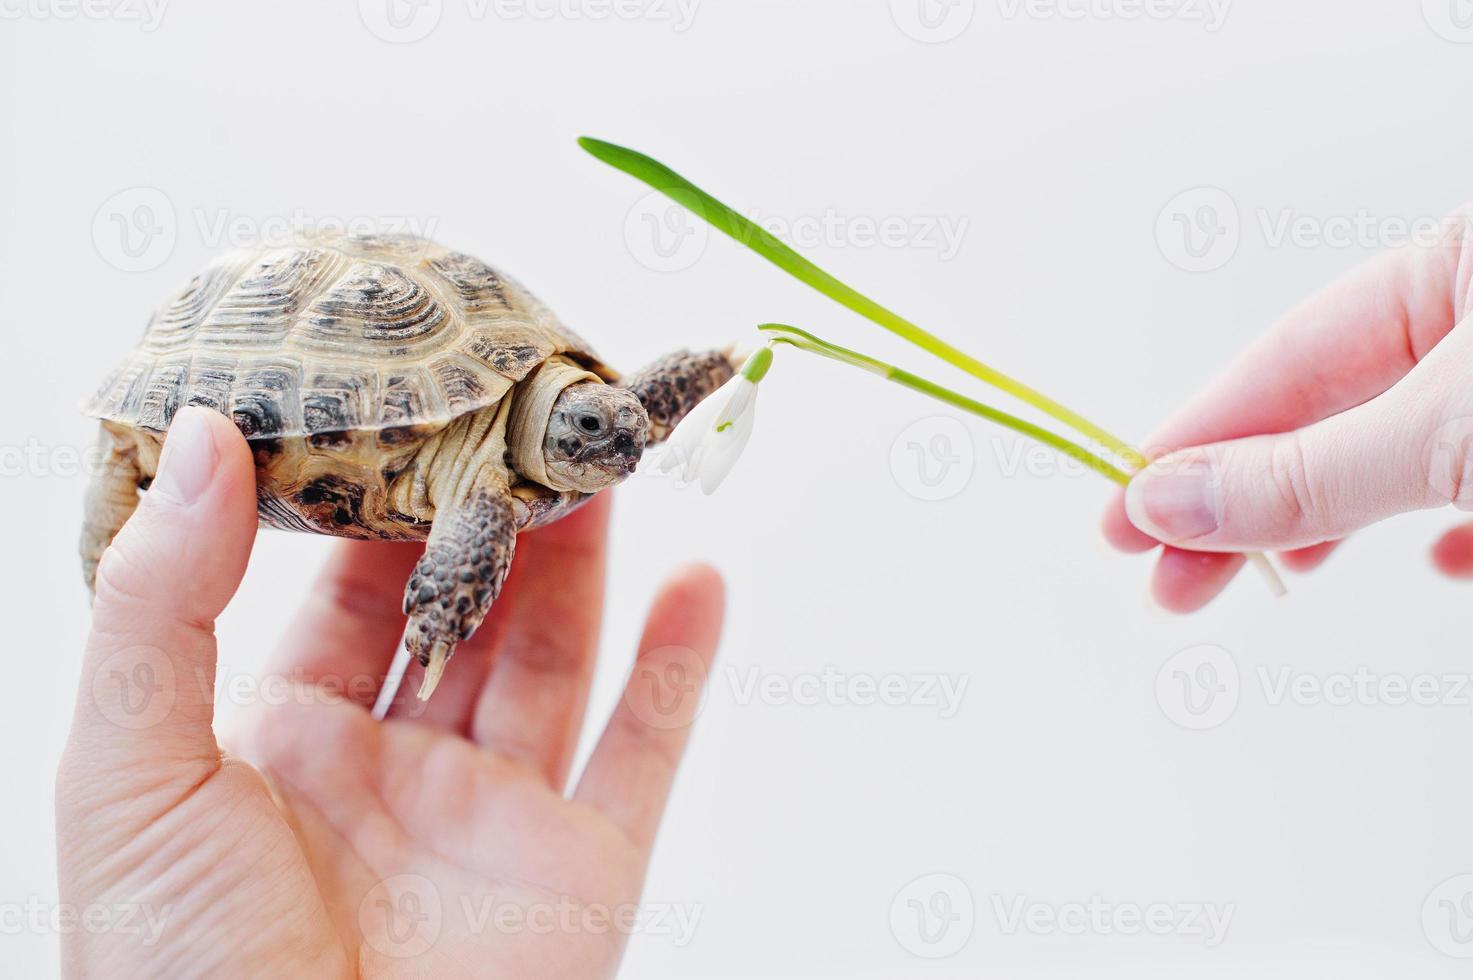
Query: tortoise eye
[[578, 414, 603, 433]]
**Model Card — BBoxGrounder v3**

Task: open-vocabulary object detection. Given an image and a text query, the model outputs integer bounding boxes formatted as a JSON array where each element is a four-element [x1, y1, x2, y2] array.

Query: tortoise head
[[543, 382, 649, 492]]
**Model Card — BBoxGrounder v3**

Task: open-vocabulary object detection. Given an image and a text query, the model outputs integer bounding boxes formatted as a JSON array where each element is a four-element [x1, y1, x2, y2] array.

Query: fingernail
[[1127, 457, 1221, 541], [152, 408, 217, 505]]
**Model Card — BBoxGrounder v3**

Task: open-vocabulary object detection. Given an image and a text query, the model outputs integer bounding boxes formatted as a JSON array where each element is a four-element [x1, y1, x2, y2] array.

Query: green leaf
[[578, 136, 1147, 471]]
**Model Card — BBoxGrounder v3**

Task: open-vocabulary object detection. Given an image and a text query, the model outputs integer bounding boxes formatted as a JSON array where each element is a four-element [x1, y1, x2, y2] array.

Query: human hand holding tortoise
[[59, 407, 725, 977], [80, 232, 734, 702]]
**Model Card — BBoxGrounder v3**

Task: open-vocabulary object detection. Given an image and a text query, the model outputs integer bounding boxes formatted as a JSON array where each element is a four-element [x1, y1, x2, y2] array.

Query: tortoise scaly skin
[[81, 231, 734, 700]]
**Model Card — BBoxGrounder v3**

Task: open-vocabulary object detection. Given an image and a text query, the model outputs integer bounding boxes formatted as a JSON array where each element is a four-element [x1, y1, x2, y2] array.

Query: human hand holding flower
[[1102, 208, 1473, 610]]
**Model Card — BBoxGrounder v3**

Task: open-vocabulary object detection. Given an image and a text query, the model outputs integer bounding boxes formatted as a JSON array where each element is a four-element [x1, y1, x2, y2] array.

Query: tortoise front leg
[[622, 349, 735, 443], [80, 423, 145, 590], [402, 483, 518, 700]]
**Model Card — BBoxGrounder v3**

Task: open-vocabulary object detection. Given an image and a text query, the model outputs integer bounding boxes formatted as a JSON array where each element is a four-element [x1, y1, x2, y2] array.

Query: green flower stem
[[760, 324, 1132, 486], [580, 138, 1283, 597], [578, 136, 1150, 472], [760, 324, 1285, 596]]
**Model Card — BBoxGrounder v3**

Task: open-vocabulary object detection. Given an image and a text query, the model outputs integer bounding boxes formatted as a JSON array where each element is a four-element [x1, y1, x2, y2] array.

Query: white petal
[[714, 378, 757, 430], [655, 435, 702, 485], [699, 397, 756, 495], [657, 382, 730, 483]]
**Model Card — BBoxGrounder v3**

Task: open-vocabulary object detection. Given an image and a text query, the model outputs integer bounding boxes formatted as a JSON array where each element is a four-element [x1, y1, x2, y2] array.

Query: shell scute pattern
[[379, 368, 440, 427], [142, 254, 255, 354], [136, 358, 189, 431], [230, 358, 302, 438], [303, 262, 449, 348], [181, 355, 240, 415], [427, 251, 513, 316], [96, 359, 149, 423], [83, 233, 610, 440], [463, 329, 553, 380], [431, 354, 499, 415], [301, 367, 374, 436], [198, 247, 338, 348]]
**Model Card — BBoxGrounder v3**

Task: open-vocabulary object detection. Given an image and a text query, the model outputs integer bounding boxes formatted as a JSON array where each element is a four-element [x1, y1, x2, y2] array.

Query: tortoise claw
[[416, 640, 451, 702]]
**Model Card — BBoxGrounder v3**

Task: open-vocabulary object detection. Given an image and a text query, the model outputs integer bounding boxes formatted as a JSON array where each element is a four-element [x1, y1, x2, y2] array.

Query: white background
[[4, 0, 1473, 975]]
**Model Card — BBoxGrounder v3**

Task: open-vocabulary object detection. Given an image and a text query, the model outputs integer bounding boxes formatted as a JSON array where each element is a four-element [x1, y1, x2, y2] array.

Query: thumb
[[1124, 388, 1449, 552], [66, 407, 257, 784]]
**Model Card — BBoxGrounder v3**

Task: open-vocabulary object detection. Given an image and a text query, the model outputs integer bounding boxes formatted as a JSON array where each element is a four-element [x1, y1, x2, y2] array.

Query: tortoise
[[81, 231, 734, 700]]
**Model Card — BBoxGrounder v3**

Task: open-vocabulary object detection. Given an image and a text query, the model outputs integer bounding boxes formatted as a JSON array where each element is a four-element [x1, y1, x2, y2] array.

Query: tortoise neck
[[506, 356, 604, 491]]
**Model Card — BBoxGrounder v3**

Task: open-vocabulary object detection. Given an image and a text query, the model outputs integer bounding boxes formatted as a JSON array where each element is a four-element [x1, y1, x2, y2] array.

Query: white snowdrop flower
[[657, 346, 772, 494]]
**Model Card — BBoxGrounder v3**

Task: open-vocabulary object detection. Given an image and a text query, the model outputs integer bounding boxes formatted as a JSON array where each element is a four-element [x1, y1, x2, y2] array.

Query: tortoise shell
[[83, 232, 613, 438]]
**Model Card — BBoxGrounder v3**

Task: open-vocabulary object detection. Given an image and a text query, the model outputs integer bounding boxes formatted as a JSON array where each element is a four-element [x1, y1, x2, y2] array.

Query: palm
[[60, 484, 724, 980], [222, 703, 647, 977]]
